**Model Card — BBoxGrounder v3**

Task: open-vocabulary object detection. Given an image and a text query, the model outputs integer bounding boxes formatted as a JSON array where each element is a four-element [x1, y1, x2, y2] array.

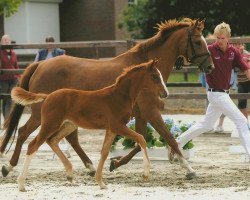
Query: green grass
[[168, 73, 199, 82]]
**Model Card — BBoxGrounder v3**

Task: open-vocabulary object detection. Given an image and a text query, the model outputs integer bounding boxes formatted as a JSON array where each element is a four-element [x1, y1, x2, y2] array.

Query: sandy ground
[[1, 114, 250, 200]]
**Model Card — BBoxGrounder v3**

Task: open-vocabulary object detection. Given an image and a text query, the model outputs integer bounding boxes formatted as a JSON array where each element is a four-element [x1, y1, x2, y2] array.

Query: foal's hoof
[[186, 172, 196, 180], [19, 188, 27, 192], [88, 170, 96, 177], [2, 165, 10, 177], [143, 174, 149, 182], [67, 175, 73, 182]]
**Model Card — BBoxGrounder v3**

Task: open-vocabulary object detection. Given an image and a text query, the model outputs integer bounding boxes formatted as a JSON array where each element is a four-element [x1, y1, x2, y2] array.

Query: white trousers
[[177, 91, 250, 158]]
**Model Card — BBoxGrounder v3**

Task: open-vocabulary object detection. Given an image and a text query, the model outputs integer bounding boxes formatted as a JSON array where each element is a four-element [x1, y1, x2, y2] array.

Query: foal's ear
[[148, 59, 158, 71]]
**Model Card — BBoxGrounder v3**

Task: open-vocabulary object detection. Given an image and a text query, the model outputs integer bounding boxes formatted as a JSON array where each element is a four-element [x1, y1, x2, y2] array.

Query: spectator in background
[[33, 36, 69, 157], [34, 36, 65, 62], [0, 34, 19, 119], [235, 42, 250, 127]]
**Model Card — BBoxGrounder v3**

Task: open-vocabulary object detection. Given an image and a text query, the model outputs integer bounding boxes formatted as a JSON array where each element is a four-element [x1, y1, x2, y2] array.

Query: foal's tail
[[11, 87, 47, 106], [1, 62, 40, 153]]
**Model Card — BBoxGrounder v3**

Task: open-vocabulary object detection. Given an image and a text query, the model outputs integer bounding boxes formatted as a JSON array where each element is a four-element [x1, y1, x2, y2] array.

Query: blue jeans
[[0, 79, 18, 119]]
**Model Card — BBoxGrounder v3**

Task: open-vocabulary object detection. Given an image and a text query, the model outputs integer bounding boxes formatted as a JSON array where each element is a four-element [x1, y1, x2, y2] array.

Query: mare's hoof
[[109, 159, 118, 172], [88, 170, 96, 177], [186, 172, 196, 180], [2, 165, 10, 177]]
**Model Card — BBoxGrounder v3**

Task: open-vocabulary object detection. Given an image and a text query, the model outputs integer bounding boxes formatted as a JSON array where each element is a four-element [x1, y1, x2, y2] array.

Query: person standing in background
[[34, 36, 65, 62], [0, 34, 19, 119], [235, 43, 250, 127]]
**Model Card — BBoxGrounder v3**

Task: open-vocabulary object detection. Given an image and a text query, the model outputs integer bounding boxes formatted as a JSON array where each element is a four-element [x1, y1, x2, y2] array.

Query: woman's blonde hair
[[214, 22, 231, 37]]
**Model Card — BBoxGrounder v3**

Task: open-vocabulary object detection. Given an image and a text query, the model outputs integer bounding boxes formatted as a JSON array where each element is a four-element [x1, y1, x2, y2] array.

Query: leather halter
[[186, 31, 211, 71]]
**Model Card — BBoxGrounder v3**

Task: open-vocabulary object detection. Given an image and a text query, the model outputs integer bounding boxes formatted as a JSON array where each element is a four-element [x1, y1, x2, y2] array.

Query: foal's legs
[[2, 116, 94, 177], [18, 133, 50, 192], [18, 120, 63, 191], [46, 121, 77, 181], [65, 130, 96, 176], [110, 115, 146, 171], [96, 130, 116, 189], [47, 121, 96, 179], [113, 125, 150, 178], [109, 94, 195, 178]]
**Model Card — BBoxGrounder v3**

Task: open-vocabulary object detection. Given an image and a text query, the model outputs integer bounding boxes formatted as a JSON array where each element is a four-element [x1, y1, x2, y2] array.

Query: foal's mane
[[130, 18, 196, 53], [114, 63, 146, 85]]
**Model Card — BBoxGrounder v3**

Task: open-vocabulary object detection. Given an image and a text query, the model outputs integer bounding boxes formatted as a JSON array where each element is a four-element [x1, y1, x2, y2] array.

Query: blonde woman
[[0, 35, 19, 119], [173, 22, 250, 160]]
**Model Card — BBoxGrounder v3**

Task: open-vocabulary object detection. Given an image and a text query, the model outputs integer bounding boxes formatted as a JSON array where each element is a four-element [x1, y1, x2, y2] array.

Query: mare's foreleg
[[109, 116, 146, 171], [96, 130, 116, 189], [148, 111, 196, 179], [2, 117, 40, 177], [65, 129, 95, 176]]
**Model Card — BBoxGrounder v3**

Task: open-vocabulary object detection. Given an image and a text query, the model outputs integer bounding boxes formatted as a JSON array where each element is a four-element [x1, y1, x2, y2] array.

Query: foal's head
[[139, 59, 169, 98]]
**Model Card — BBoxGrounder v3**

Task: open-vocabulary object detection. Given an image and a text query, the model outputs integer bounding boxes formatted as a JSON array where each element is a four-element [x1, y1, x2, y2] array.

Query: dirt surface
[[1, 125, 250, 199]]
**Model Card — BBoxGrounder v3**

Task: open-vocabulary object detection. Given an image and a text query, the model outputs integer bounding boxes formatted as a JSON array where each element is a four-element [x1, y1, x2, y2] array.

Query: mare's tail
[[11, 87, 47, 106], [0, 62, 40, 153]]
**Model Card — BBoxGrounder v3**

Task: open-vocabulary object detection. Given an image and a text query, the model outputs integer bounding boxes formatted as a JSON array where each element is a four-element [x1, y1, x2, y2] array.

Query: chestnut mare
[[12, 60, 172, 191], [1, 18, 213, 178]]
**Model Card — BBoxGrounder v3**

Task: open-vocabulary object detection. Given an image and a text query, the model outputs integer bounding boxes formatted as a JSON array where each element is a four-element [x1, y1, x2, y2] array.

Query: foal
[[11, 60, 169, 191]]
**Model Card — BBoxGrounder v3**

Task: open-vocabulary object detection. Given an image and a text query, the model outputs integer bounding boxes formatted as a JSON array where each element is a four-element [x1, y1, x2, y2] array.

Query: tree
[[119, 0, 250, 38], [0, 0, 23, 17]]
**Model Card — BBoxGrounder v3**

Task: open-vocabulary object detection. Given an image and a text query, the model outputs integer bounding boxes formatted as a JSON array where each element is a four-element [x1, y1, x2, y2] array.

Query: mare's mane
[[130, 18, 197, 53]]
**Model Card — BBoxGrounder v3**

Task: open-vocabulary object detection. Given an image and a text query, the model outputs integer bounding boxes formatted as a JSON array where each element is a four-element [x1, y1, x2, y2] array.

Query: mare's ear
[[148, 59, 158, 71], [191, 19, 199, 32], [191, 19, 204, 33]]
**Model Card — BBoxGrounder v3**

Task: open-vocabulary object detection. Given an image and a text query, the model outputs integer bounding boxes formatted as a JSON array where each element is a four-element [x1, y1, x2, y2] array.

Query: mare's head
[[176, 18, 214, 73], [133, 18, 214, 74]]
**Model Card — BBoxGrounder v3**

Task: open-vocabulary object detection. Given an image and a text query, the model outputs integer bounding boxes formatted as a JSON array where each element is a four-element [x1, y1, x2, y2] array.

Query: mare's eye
[[195, 41, 201, 46]]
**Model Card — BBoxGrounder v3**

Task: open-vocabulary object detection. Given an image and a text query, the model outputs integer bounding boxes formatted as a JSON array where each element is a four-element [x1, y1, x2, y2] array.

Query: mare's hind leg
[[2, 115, 40, 177], [96, 130, 116, 189], [65, 129, 96, 176]]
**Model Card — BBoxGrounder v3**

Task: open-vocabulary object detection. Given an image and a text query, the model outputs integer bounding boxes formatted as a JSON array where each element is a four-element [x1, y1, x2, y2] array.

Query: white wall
[[4, 0, 62, 53]]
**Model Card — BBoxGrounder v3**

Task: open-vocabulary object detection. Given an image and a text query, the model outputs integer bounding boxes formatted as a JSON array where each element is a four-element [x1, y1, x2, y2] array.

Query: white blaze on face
[[156, 68, 169, 95]]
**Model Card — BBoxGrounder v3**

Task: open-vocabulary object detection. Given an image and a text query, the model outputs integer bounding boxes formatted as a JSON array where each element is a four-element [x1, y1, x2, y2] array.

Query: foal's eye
[[151, 74, 159, 82]]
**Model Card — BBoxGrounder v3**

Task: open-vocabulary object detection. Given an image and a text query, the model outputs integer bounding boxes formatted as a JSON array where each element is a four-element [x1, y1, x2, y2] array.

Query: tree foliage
[[119, 0, 250, 38], [0, 0, 23, 17]]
